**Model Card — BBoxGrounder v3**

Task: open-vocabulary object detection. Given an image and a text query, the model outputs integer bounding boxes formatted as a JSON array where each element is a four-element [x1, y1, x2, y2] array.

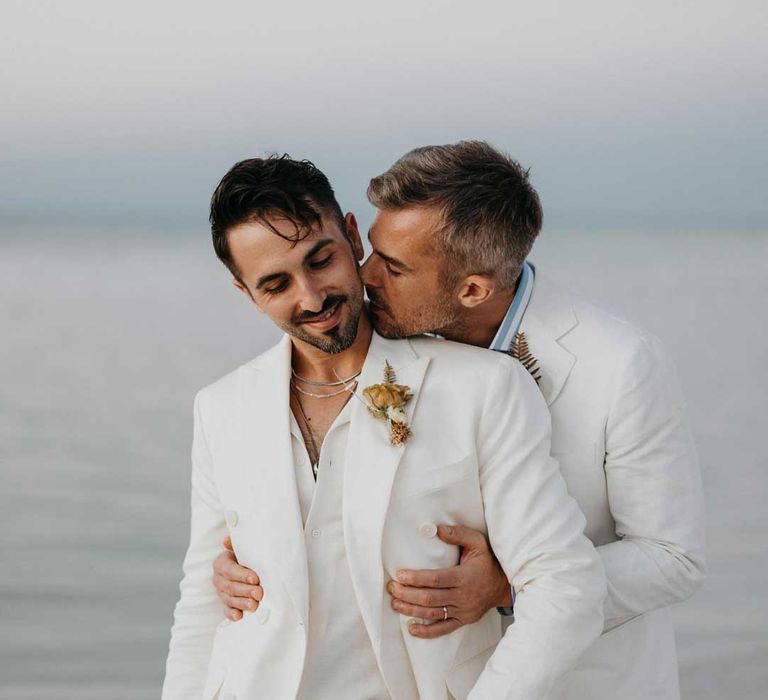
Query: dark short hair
[[210, 154, 345, 280], [367, 141, 543, 290]]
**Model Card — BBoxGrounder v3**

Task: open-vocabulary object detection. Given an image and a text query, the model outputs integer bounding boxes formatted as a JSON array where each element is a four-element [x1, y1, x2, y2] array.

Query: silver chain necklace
[[291, 367, 362, 387], [291, 379, 358, 399]]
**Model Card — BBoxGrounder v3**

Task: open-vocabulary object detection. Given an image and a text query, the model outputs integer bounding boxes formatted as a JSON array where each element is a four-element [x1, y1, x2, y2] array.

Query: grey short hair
[[367, 141, 543, 290]]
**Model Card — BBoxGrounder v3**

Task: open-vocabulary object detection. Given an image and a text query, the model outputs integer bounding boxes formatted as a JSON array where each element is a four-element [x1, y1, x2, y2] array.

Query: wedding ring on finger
[[442, 606, 448, 621]]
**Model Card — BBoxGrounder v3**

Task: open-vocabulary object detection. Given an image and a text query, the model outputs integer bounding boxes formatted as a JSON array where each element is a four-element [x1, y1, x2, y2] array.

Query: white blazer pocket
[[392, 454, 475, 501]]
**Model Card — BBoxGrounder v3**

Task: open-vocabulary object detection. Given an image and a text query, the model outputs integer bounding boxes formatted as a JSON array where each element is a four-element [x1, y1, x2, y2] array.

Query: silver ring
[[442, 606, 448, 621]]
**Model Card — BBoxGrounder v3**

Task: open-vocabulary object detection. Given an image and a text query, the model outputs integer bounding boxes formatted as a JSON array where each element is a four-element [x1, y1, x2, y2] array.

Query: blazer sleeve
[[162, 391, 229, 700], [467, 360, 607, 700], [599, 332, 706, 630]]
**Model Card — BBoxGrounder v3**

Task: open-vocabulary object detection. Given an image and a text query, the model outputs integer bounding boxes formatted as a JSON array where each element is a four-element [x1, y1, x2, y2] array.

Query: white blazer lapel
[[343, 333, 430, 658], [520, 273, 578, 406], [236, 335, 309, 624]]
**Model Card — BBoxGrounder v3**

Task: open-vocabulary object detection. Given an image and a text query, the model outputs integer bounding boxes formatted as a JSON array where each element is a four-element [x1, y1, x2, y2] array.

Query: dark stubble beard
[[281, 290, 365, 355]]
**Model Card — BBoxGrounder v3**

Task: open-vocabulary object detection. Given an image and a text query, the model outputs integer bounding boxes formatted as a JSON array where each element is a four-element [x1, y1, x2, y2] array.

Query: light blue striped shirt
[[489, 261, 535, 353]]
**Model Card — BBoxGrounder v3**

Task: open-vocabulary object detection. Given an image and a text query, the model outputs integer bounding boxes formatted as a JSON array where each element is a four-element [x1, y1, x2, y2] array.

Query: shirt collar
[[488, 261, 536, 352]]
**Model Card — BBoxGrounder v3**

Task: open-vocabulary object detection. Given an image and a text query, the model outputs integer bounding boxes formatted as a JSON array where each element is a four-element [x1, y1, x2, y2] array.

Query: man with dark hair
[[210, 155, 347, 287], [162, 154, 606, 700], [212, 142, 705, 700]]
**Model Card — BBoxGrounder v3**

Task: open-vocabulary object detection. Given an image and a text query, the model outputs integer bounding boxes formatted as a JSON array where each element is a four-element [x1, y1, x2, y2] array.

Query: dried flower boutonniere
[[362, 361, 413, 445]]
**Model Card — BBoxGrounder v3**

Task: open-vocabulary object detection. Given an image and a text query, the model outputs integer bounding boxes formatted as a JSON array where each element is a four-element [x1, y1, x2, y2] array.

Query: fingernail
[[396, 571, 407, 583], [248, 601, 255, 610], [251, 590, 260, 599], [442, 525, 453, 535], [247, 576, 255, 585]]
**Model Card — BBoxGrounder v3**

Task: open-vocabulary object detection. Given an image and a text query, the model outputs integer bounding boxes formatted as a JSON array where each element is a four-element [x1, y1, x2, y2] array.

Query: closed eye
[[310, 254, 334, 269], [264, 280, 289, 295]]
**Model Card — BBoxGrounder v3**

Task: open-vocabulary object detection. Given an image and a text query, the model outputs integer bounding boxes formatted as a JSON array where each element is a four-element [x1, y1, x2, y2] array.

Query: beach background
[[1, 2, 766, 698]]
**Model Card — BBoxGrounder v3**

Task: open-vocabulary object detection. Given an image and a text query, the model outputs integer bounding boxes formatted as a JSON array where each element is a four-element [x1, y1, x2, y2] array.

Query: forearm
[[471, 555, 605, 700], [598, 535, 706, 630], [602, 332, 706, 629]]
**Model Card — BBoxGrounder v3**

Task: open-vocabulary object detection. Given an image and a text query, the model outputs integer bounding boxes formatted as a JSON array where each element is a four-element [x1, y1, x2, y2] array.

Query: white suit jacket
[[163, 331, 606, 700], [516, 273, 706, 700]]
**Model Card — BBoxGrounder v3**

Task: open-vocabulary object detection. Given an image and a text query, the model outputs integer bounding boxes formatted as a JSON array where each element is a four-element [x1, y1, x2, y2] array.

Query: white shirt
[[290, 398, 398, 700]]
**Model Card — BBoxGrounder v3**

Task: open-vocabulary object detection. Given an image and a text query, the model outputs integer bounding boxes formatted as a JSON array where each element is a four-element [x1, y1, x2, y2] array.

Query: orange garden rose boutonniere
[[362, 361, 413, 445]]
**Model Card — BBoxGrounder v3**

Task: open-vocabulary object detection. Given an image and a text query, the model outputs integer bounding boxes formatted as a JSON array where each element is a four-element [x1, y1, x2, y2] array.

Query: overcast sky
[[1, 0, 766, 232]]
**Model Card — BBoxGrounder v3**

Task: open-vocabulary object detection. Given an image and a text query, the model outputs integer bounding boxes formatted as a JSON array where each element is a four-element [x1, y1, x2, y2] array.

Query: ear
[[456, 274, 496, 309], [344, 212, 365, 261], [232, 277, 263, 312]]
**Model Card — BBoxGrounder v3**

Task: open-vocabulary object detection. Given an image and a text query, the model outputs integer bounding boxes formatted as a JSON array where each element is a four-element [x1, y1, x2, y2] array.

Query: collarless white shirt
[[289, 398, 398, 700]]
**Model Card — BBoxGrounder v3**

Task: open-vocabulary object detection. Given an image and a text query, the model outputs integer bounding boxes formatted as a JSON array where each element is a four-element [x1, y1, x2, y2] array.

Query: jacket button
[[419, 522, 437, 538], [225, 510, 239, 528]]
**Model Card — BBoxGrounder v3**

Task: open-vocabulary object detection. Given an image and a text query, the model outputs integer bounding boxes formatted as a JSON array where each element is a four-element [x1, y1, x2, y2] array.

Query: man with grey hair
[[212, 141, 705, 700]]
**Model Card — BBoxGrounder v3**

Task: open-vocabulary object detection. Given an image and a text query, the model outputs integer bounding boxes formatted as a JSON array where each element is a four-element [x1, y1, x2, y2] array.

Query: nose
[[296, 274, 326, 315]]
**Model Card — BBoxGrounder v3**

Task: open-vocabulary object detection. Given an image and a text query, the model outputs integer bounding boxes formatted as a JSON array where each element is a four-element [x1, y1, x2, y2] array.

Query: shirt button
[[311, 529, 322, 539], [296, 454, 306, 466], [419, 522, 438, 538]]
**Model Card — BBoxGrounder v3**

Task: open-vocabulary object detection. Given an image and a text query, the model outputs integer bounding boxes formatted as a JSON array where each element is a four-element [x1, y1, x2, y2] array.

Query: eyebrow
[[254, 238, 335, 290], [366, 229, 413, 272]]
